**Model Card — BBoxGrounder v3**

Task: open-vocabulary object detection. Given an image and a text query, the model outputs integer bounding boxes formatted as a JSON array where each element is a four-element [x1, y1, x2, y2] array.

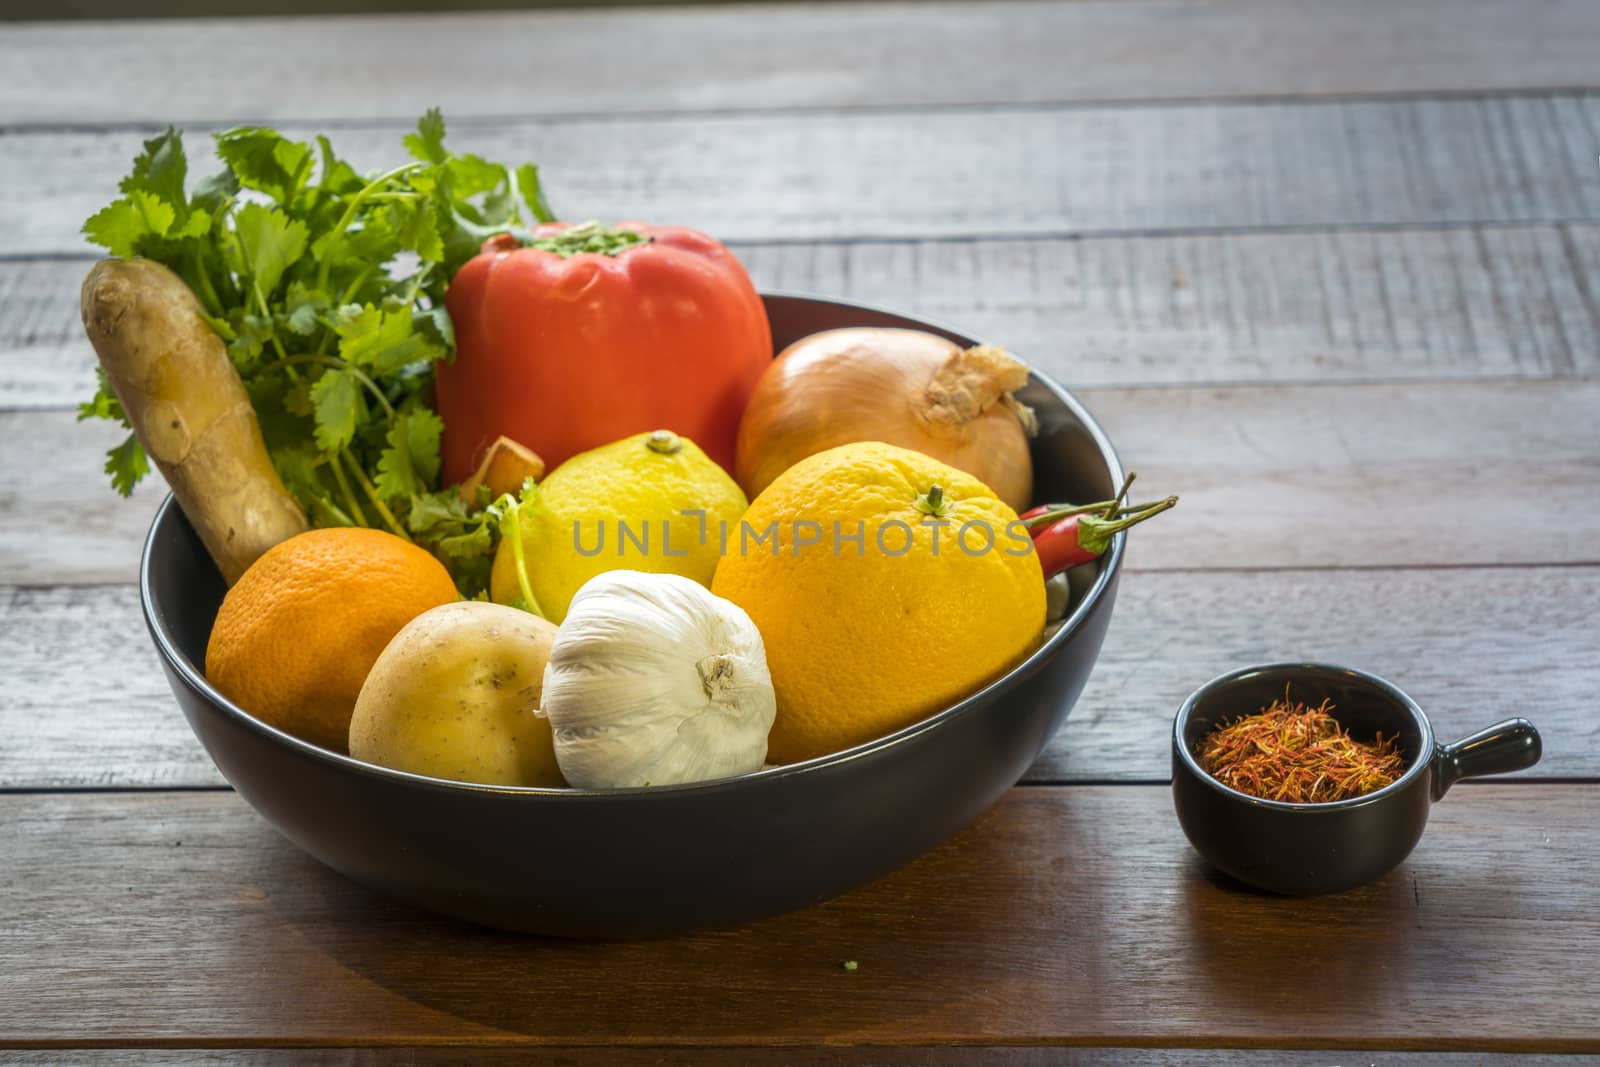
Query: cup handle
[[1431, 718, 1542, 801]]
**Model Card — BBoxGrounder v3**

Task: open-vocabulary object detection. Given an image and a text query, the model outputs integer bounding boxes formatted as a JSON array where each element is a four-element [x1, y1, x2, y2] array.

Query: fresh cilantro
[[231, 202, 308, 298], [335, 303, 445, 376], [516, 163, 556, 224], [105, 434, 150, 497], [283, 281, 328, 336], [214, 127, 313, 202], [77, 368, 128, 425], [79, 110, 551, 595], [404, 107, 449, 165], [82, 192, 177, 257], [309, 369, 363, 453], [375, 407, 444, 503], [122, 129, 190, 210]]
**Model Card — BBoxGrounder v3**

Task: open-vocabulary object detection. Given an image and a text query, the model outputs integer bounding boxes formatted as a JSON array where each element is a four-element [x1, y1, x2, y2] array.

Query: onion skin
[[734, 327, 1036, 510]]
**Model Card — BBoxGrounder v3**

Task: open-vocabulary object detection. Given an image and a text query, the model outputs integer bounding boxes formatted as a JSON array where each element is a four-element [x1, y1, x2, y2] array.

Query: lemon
[[491, 430, 747, 623], [711, 441, 1045, 764]]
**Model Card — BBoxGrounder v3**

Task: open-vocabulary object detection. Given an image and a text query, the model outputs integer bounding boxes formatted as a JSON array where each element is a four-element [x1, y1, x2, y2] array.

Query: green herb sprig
[[79, 109, 555, 594]]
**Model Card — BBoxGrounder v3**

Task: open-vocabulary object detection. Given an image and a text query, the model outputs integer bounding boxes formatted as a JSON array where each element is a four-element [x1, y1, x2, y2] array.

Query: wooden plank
[[743, 224, 1600, 385], [9, 223, 1598, 411], [0, 257, 95, 411], [6, 566, 1597, 790], [0, 1051, 1592, 1066], [0, 585, 195, 790], [1100, 378, 1600, 571], [7, 0, 1600, 125], [6, 378, 1596, 585], [1, 786, 1595, 1050], [0, 413, 165, 587], [7, 94, 1600, 257], [1044, 565, 1600, 783]]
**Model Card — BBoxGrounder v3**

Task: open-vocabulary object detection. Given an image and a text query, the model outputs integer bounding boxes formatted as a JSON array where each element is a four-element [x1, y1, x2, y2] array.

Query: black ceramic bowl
[[140, 293, 1127, 937], [1172, 662, 1541, 895]]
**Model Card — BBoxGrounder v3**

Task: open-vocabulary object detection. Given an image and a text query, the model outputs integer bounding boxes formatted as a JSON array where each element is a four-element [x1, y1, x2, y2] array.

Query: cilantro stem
[[338, 265, 376, 308], [503, 500, 546, 619], [255, 284, 290, 362], [188, 246, 224, 318], [343, 451, 410, 541], [314, 162, 425, 294], [403, 268, 426, 307], [326, 448, 369, 527], [258, 353, 396, 419], [287, 151, 314, 202]]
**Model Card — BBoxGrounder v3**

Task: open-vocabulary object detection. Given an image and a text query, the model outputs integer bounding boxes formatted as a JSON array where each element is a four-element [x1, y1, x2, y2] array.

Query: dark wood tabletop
[[3, 1, 1599, 1061]]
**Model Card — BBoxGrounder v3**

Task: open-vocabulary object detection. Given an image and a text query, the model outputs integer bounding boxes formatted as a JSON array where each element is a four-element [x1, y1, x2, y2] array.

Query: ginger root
[[459, 435, 546, 506], [80, 258, 308, 584]]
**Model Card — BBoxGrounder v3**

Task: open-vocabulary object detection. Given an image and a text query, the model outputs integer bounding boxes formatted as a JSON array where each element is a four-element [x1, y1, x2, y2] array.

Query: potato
[[349, 601, 563, 787]]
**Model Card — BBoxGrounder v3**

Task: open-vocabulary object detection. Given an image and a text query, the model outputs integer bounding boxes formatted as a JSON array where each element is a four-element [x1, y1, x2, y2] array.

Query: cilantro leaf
[[309, 369, 364, 453], [405, 108, 448, 165], [269, 443, 324, 502], [315, 135, 363, 196], [447, 154, 508, 199], [78, 369, 128, 425], [214, 127, 313, 202], [82, 192, 176, 256], [121, 128, 189, 214], [336, 303, 445, 376], [192, 168, 240, 213], [516, 163, 556, 224], [105, 434, 150, 497], [381, 197, 443, 262], [284, 281, 329, 335], [418, 304, 455, 351], [375, 407, 444, 502], [233, 202, 308, 298], [221, 311, 275, 369]]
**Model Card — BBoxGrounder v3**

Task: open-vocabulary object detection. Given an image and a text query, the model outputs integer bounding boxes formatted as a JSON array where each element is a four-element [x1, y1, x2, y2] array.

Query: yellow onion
[[734, 328, 1038, 510]]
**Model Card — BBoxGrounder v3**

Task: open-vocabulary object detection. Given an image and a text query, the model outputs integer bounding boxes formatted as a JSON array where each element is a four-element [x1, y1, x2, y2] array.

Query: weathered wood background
[[1, 0, 1598, 1059]]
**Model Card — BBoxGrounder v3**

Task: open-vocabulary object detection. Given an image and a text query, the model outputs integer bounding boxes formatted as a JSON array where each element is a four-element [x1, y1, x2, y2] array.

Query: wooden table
[[3, 2, 1599, 1061]]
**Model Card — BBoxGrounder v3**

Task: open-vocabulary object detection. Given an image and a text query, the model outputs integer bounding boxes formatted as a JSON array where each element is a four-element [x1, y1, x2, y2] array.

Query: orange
[[205, 528, 458, 752], [710, 442, 1045, 764]]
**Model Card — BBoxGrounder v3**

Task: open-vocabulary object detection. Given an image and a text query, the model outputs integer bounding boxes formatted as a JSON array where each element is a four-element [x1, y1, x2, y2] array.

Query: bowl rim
[[140, 290, 1127, 800], [1171, 661, 1437, 812]]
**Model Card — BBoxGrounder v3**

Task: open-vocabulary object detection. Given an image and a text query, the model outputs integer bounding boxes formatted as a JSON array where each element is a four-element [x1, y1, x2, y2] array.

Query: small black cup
[[1171, 663, 1541, 895]]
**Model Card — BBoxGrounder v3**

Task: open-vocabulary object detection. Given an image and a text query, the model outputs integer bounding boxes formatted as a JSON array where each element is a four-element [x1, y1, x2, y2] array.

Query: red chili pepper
[[1018, 499, 1119, 528], [1029, 496, 1177, 577]]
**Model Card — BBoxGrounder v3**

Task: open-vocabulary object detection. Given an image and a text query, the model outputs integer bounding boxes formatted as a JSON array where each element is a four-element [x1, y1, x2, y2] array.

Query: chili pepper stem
[[1075, 495, 1178, 555], [1108, 471, 1136, 514], [1020, 472, 1141, 531]]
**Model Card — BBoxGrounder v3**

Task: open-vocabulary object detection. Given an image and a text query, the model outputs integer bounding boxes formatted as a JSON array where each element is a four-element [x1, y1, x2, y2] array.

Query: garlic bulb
[[539, 570, 776, 788]]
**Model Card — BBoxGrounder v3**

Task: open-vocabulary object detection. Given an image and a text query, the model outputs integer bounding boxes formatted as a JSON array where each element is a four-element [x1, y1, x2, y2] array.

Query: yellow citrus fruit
[[491, 429, 748, 623], [710, 441, 1045, 764], [205, 528, 458, 752]]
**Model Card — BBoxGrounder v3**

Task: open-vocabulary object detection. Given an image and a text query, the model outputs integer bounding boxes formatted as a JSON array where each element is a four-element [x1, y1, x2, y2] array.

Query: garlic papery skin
[[539, 570, 777, 789]]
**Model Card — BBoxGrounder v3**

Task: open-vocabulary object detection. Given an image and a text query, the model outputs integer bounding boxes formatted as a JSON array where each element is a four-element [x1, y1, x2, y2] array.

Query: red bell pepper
[[439, 221, 771, 483]]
